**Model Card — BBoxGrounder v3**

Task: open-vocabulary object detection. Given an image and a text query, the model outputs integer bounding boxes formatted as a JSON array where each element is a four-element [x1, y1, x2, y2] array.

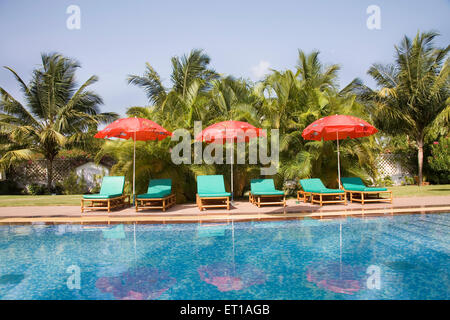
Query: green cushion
[[197, 175, 228, 194], [252, 191, 285, 196], [341, 177, 387, 192], [251, 179, 284, 196], [137, 190, 171, 199], [198, 192, 231, 198], [300, 178, 344, 194], [99, 176, 125, 195], [362, 187, 388, 192], [83, 193, 123, 199], [137, 179, 172, 198]]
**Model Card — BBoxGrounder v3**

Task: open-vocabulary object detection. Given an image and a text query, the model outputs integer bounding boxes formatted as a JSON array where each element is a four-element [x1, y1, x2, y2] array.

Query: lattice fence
[[376, 153, 411, 184], [11, 159, 84, 186]]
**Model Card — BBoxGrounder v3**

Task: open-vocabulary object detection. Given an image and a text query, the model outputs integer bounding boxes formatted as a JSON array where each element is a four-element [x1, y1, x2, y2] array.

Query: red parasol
[[95, 117, 171, 202], [195, 120, 265, 200], [302, 115, 378, 187]]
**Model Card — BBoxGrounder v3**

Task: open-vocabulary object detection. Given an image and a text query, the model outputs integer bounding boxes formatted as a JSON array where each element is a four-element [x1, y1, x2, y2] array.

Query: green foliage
[[0, 180, 22, 195], [427, 137, 450, 184], [428, 137, 450, 172], [26, 184, 49, 195], [0, 53, 118, 191], [359, 31, 450, 184], [58, 170, 88, 195], [401, 176, 415, 186], [374, 176, 394, 187]]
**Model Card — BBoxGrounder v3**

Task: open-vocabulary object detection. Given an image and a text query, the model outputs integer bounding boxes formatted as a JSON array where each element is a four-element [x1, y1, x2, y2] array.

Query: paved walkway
[[0, 195, 449, 224]]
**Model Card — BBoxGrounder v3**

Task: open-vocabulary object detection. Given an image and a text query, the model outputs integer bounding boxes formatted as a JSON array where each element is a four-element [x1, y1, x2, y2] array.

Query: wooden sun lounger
[[196, 194, 230, 211], [340, 177, 393, 204], [81, 176, 130, 213], [135, 179, 176, 212], [249, 179, 286, 207], [81, 194, 130, 213], [135, 194, 176, 212], [249, 193, 286, 207], [196, 175, 231, 211], [298, 178, 347, 206]]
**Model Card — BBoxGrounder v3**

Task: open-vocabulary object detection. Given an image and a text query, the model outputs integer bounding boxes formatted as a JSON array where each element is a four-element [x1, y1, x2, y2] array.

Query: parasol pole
[[133, 131, 136, 205], [336, 131, 341, 189], [231, 143, 234, 202]]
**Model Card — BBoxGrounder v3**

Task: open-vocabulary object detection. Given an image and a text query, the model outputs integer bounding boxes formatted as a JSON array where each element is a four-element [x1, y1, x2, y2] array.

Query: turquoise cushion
[[137, 178, 173, 198], [197, 175, 227, 194], [252, 190, 285, 196], [137, 189, 172, 199], [300, 178, 343, 193], [341, 177, 387, 192], [99, 176, 125, 195], [251, 179, 284, 195], [83, 193, 123, 199], [362, 187, 388, 192], [198, 192, 231, 198]]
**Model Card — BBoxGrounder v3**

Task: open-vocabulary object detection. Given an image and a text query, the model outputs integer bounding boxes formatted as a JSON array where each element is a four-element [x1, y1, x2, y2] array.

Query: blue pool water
[[0, 213, 449, 300]]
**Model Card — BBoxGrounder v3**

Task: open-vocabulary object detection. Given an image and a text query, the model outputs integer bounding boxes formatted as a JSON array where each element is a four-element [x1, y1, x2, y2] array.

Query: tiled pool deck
[[0, 195, 449, 225]]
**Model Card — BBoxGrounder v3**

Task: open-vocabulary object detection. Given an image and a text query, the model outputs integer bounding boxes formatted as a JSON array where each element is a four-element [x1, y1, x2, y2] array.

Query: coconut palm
[[360, 31, 449, 185], [0, 53, 118, 191]]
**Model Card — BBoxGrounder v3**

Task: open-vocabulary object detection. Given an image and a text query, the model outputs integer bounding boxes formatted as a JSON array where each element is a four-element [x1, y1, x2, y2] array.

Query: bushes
[[26, 183, 49, 195], [57, 170, 88, 195], [0, 180, 23, 195]]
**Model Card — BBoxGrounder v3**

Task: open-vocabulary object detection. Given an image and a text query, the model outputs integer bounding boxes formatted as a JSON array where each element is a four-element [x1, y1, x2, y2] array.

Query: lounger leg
[[320, 194, 323, 206], [361, 193, 364, 205], [107, 199, 111, 213], [283, 195, 286, 207], [257, 196, 261, 208], [81, 199, 84, 213], [227, 197, 230, 210], [135, 199, 139, 212], [163, 199, 166, 212]]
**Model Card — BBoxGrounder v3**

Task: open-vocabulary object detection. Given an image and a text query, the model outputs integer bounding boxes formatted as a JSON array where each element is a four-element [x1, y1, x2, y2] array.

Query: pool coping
[[1, 204, 449, 225]]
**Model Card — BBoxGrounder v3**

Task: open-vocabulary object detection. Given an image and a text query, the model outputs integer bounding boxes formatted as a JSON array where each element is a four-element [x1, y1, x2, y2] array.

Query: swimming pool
[[0, 213, 449, 300]]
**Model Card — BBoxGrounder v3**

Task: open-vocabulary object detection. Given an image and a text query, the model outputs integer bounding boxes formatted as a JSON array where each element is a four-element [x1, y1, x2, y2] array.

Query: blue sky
[[0, 0, 449, 117]]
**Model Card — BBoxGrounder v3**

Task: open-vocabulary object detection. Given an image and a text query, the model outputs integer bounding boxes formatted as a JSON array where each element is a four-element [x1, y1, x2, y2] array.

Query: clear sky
[[1, 0, 449, 117]]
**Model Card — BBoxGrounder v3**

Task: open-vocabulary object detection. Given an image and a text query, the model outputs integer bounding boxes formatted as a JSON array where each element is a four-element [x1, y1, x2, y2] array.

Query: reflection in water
[[0, 274, 25, 285], [307, 262, 365, 295], [198, 262, 266, 292], [96, 267, 176, 300]]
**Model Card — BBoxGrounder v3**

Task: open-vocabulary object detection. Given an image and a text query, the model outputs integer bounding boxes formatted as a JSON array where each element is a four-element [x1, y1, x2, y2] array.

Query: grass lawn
[[0, 185, 448, 207], [388, 184, 450, 197], [0, 194, 81, 207]]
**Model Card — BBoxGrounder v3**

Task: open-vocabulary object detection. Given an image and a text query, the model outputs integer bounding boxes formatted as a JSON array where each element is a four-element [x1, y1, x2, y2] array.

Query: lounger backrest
[[341, 177, 365, 189], [148, 179, 172, 193], [299, 178, 326, 192], [197, 175, 226, 194], [99, 176, 125, 195], [251, 179, 276, 193]]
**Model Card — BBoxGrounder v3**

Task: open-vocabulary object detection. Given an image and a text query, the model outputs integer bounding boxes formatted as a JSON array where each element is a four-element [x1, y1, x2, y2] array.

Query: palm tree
[[0, 53, 118, 191], [360, 31, 449, 185], [127, 49, 218, 128]]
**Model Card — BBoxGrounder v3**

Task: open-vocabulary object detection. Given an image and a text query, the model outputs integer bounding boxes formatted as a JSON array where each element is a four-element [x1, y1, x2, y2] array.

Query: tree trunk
[[47, 158, 54, 192], [417, 138, 424, 187]]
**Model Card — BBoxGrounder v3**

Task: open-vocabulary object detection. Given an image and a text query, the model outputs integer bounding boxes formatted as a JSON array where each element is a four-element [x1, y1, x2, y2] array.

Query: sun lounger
[[81, 176, 130, 213], [135, 179, 176, 212], [196, 175, 231, 211], [341, 177, 392, 204], [297, 178, 346, 206], [249, 179, 286, 207]]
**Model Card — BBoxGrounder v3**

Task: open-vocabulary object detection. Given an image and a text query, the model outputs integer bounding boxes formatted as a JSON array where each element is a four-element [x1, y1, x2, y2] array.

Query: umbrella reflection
[[198, 262, 266, 292], [307, 262, 365, 295], [96, 266, 176, 300]]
